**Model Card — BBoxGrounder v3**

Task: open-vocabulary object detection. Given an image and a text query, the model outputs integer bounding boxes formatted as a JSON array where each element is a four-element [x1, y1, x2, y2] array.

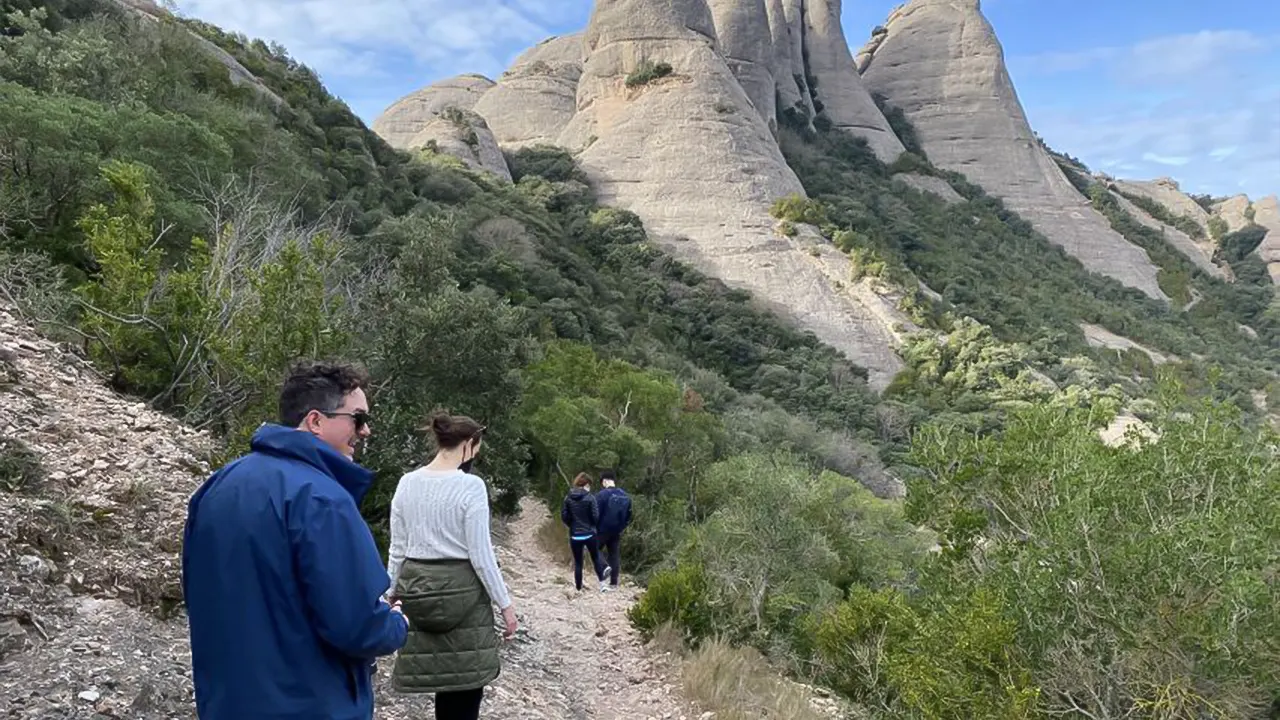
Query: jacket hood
[[249, 423, 375, 504], [569, 487, 590, 498]]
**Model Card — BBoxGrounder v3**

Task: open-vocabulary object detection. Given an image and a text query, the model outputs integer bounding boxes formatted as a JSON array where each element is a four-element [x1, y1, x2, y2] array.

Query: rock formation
[[857, 0, 1169, 301], [767, 0, 814, 131], [800, 0, 904, 161], [472, 35, 584, 149], [371, 75, 511, 180], [1108, 190, 1226, 279], [1112, 177, 1213, 237], [1213, 195, 1253, 233], [896, 173, 964, 204], [551, 0, 910, 388], [1251, 195, 1280, 284], [707, 0, 778, 132]]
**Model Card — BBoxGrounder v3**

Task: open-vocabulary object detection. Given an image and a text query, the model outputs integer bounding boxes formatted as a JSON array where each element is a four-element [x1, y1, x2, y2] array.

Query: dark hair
[[279, 360, 369, 428], [573, 472, 591, 488], [600, 469, 616, 482], [426, 410, 485, 450]]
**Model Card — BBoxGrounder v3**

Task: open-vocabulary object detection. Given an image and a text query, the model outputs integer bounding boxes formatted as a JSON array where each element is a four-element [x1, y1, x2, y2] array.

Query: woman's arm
[[463, 479, 513, 610], [385, 479, 407, 596]]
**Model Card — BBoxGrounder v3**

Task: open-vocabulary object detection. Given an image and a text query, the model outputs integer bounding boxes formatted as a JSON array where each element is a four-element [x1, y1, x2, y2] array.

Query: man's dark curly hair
[[278, 360, 370, 428]]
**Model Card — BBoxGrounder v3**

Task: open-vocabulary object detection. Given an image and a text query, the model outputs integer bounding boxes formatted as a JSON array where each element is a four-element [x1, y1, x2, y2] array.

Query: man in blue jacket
[[595, 470, 633, 588], [181, 361, 408, 720]]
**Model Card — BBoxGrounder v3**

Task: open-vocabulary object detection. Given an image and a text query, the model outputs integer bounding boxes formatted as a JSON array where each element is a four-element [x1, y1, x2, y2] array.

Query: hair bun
[[431, 414, 451, 433]]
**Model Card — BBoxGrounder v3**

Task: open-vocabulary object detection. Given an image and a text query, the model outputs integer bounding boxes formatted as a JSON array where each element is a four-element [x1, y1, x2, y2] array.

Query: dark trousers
[[569, 536, 607, 590], [598, 533, 621, 586], [435, 687, 483, 720]]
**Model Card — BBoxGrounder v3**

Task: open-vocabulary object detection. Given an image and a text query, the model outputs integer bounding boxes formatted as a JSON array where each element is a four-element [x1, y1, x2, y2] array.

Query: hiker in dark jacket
[[561, 473, 610, 592], [182, 361, 408, 720], [595, 469, 633, 588]]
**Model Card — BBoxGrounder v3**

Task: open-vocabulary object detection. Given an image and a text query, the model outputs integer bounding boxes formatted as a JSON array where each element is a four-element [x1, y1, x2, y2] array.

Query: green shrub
[[0, 436, 44, 493], [625, 60, 673, 88], [629, 561, 714, 641], [1208, 215, 1229, 241], [769, 194, 827, 226], [906, 395, 1280, 718], [809, 586, 1038, 719]]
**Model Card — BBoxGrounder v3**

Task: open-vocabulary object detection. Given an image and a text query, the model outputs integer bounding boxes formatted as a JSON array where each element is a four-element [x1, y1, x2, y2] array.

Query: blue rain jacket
[[181, 424, 407, 720]]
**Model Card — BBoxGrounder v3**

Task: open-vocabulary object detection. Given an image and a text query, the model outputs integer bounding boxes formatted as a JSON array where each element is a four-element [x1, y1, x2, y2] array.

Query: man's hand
[[501, 605, 518, 640]]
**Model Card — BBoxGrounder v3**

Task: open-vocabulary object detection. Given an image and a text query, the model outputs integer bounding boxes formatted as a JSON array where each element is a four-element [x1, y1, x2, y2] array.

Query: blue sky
[[176, 0, 1279, 200]]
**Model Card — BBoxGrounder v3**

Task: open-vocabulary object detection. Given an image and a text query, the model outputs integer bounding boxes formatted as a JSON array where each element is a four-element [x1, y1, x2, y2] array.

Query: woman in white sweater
[[385, 412, 518, 720]]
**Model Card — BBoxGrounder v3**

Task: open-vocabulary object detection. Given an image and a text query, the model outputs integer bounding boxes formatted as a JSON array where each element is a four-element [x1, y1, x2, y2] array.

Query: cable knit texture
[[386, 468, 512, 610]]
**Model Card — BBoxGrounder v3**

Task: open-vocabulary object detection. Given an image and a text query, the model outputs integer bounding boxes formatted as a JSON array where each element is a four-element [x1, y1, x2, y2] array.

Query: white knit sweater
[[385, 467, 512, 610]]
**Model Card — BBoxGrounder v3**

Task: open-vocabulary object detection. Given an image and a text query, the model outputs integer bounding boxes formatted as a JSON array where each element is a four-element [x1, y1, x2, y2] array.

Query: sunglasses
[[320, 410, 371, 431]]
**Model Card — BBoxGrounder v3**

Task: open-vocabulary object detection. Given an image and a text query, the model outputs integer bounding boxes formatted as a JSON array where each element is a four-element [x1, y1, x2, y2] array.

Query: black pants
[[435, 687, 483, 720], [598, 533, 621, 586], [569, 536, 607, 590]]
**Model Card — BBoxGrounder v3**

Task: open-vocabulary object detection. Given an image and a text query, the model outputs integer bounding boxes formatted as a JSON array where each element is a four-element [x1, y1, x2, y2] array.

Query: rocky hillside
[[5, 302, 853, 720], [0, 301, 213, 716], [374, 0, 919, 391], [375, 0, 1276, 399]]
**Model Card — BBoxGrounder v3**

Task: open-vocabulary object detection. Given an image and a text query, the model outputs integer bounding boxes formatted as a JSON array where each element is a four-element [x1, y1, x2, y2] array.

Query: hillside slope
[[3, 302, 841, 719]]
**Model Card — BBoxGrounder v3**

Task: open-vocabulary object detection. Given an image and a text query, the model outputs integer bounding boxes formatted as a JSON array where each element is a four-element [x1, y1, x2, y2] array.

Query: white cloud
[[174, 0, 576, 82], [1015, 30, 1280, 199], [1013, 30, 1272, 86], [1142, 152, 1190, 167], [1121, 30, 1268, 86]]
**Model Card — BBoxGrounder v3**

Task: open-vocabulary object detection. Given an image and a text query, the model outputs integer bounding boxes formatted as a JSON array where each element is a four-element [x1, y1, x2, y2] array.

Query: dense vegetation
[[2, 3, 1277, 719], [777, 128, 1278, 423], [0, 0, 892, 530]]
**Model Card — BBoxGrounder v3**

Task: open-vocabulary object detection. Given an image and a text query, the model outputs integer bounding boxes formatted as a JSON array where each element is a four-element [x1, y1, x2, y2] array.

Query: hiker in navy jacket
[[181, 361, 408, 720], [595, 469, 633, 588]]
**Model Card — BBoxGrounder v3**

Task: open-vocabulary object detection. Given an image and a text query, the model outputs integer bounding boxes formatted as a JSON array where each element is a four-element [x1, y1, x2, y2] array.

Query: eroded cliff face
[[707, 0, 778, 133], [1251, 196, 1280, 284], [472, 35, 585, 150], [371, 74, 512, 180], [857, 0, 1169, 301], [800, 0, 904, 160], [555, 0, 911, 388], [371, 0, 915, 389], [1112, 177, 1213, 237]]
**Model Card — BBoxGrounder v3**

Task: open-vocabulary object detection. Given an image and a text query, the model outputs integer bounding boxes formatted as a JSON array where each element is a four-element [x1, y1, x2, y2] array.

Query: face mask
[[459, 439, 479, 473]]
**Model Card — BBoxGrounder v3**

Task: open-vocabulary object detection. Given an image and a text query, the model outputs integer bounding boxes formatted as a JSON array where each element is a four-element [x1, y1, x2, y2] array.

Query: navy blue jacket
[[181, 424, 408, 720], [596, 487, 633, 536], [561, 487, 600, 537]]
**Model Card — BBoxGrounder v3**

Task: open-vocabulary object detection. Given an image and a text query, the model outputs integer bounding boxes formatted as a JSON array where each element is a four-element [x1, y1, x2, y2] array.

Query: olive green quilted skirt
[[391, 558, 501, 693]]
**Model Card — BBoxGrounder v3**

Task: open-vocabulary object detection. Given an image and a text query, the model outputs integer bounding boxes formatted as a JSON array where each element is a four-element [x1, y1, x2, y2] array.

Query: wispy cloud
[[1142, 152, 1191, 167], [1014, 30, 1272, 85], [1014, 30, 1280, 198], [175, 0, 570, 83]]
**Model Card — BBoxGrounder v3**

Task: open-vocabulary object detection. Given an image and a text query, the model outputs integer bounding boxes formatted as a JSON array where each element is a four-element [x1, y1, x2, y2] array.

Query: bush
[[629, 561, 714, 642], [625, 60, 672, 88], [809, 586, 1038, 719], [769, 194, 827, 226], [0, 436, 44, 493], [905, 395, 1280, 718]]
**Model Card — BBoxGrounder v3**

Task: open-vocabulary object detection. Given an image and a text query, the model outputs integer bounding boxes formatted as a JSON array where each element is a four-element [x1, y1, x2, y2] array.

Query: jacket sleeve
[[561, 496, 571, 527], [295, 493, 408, 661], [590, 493, 600, 526], [386, 480, 407, 597]]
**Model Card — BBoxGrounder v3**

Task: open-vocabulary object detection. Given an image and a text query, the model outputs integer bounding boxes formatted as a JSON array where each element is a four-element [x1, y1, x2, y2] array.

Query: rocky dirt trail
[[375, 499, 696, 720], [0, 302, 696, 719]]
